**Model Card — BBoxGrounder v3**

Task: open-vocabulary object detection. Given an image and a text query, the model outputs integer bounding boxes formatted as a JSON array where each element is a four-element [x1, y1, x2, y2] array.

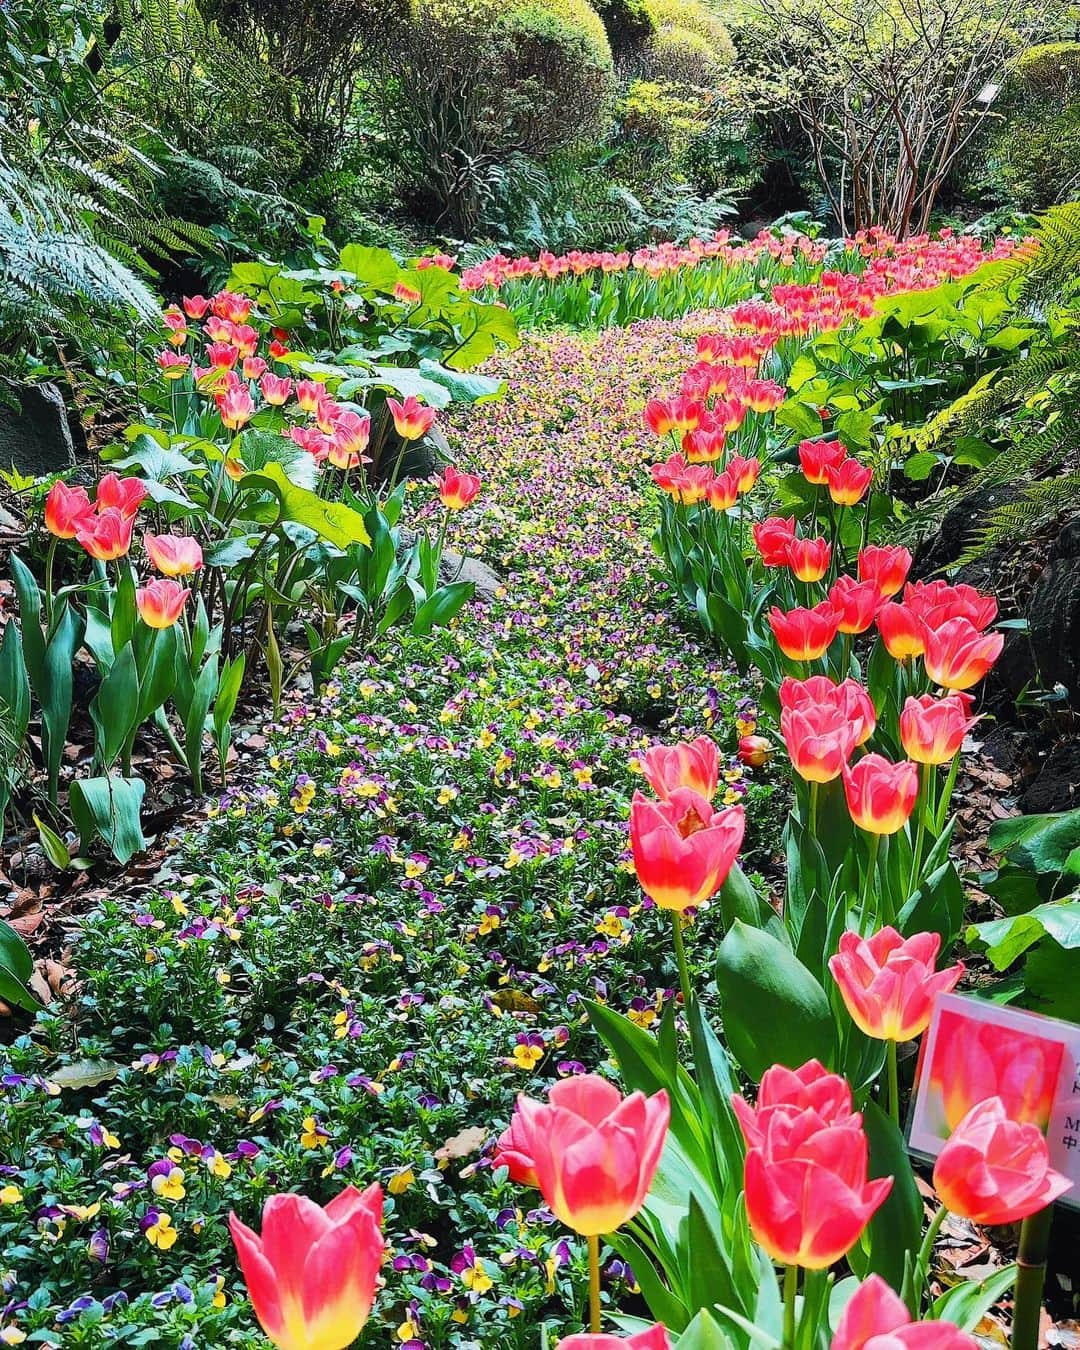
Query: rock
[[911, 485, 1020, 581], [0, 383, 76, 477], [1025, 554, 1080, 703], [1019, 738, 1080, 815], [440, 549, 503, 603]]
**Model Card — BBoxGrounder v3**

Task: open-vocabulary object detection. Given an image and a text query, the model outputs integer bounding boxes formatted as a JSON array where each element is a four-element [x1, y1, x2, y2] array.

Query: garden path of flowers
[[1, 317, 775, 1348]]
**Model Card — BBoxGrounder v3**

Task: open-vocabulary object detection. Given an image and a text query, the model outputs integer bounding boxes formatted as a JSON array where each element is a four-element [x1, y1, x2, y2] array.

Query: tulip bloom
[[388, 395, 437, 440], [785, 535, 832, 583], [436, 466, 482, 511], [706, 469, 738, 511], [229, 1183, 384, 1350], [44, 481, 94, 539], [733, 1060, 860, 1147], [781, 703, 860, 783], [157, 350, 191, 379], [829, 576, 880, 635], [737, 735, 772, 768], [769, 602, 841, 662], [144, 533, 203, 577], [876, 602, 926, 660], [933, 1098, 1072, 1225], [296, 379, 324, 413], [858, 545, 911, 599], [96, 473, 147, 518], [899, 693, 977, 765], [77, 508, 134, 562], [261, 373, 293, 406], [217, 383, 255, 431], [799, 438, 846, 485], [832, 1275, 977, 1350], [629, 789, 744, 911], [829, 928, 963, 1041], [558, 1328, 670, 1350], [753, 516, 797, 567], [509, 1075, 669, 1235], [182, 294, 210, 319], [779, 675, 875, 746], [643, 398, 677, 437], [136, 578, 190, 629], [640, 736, 718, 800], [929, 1007, 1065, 1133], [493, 1114, 538, 1188], [684, 427, 725, 464], [727, 454, 760, 494], [827, 458, 872, 506], [842, 754, 919, 834], [906, 580, 998, 633], [923, 618, 1004, 691], [739, 1090, 891, 1270]]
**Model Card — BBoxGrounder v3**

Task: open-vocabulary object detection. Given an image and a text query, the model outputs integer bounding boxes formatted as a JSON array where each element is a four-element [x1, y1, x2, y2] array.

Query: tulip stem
[[863, 831, 881, 925], [886, 1038, 900, 1127], [783, 1264, 798, 1348], [808, 781, 819, 837], [587, 1233, 602, 1334], [908, 770, 927, 898], [914, 1204, 948, 1312], [671, 910, 693, 1017], [1013, 1204, 1054, 1350], [936, 753, 962, 833], [43, 536, 57, 631]]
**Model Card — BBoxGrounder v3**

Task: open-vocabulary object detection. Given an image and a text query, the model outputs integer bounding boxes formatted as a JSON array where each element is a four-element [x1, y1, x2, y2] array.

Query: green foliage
[[988, 41, 1080, 211]]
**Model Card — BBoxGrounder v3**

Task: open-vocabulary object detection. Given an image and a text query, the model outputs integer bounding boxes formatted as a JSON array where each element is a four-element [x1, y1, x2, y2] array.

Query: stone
[[911, 484, 1020, 581], [439, 549, 503, 603], [0, 383, 76, 478], [1019, 739, 1080, 815], [1025, 554, 1080, 703]]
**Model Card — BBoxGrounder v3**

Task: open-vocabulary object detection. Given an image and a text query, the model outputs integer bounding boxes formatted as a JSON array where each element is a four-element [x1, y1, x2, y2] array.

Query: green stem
[[936, 752, 962, 833], [783, 1264, 798, 1349], [914, 1204, 948, 1311], [587, 1233, 601, 1335], [886, 1038, 900, 1127], [671, 909, 693, 1015], [863, 831, 881, 926], [1013, 1205, 1054, 1350], [808, 780, 819, 837], [907, 769, 927, 898], [43, 536, 57, 631]]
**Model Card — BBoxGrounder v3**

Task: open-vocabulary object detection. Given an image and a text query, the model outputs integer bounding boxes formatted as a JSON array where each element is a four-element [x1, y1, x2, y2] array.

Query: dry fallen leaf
[[434, 1125, 489, 1164]]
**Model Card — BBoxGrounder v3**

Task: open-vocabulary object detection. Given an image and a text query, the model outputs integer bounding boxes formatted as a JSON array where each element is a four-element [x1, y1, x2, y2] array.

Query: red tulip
[[76, 508, 134, 562], [96, 473, 147, 518], [732, 1060, 860, 1149], [389, 395, 438, 441], [157, 350, 191, 379], [216, 383, 255, 431], [899, 693, 977, 764], [144, 533, 203, 577], [858, 545, 911, 599], [779, 675, 876, 746], [740, 1089, 892, 1269], [753, 515, 796, 567], [684, 427, 725, 464], [136, 578, 190, 629], [829, 928, 964, 1041], [876, 602, 926, 659], [493, 1113, 538, 1188], [558, 1327, 670, 1349], [785, 535, 832, 583], [933, 1098, 1072, 1225], [629, 788, 744, 911], [905, 580, 997, 633], [261, 373, 293, 406], [737, 735, 772, 768], [673, 465, 713, 507], [727, 454, 760, 494], [832, 1274, 978, 1349], [781, 702, 860, 783], [923, 618, 1003, 691], [842, 754, 919, 834], [828, 575, 880, 635], [826, 458, 872, 506], [436, 466, 481, 511], [641, 736, 718, 801], [643, 398, 677, 437], [44, 481, 94, 539], [799, 438, 846, 485], [769, 602, 841, 661], [929, 1006, 1065, 1134], [706, 469, 738, 510], [229, 1183, 384, 1350], [182, 294, 210, 319], [510, 1075, 669, 1235], [296, 379, 324, 413]]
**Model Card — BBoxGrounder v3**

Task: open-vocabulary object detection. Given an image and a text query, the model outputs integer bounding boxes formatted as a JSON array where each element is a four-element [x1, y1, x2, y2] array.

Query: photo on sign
[[908, 991, 1080, 1211]]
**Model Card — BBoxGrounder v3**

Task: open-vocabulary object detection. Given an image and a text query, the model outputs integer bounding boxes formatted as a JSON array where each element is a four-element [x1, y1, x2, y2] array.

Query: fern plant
[[897, 204, 1080, 561]]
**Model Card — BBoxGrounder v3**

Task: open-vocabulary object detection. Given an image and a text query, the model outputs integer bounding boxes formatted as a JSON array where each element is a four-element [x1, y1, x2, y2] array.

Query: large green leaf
[[242, 461, 370, 549], [0, 918, 40, 1012], [417, 359, 505, 405], [338, 243, 404, 292], [850, 1101, 922, 1291], [70, 775, 147, 865], [968, 902, 1080, 970], [445, 301, 520, 370], [931, 1264, 1016, 1330], [714, 921, 836, 1079], [90, 642, 140, 767], [987, 808, 1080, 876]]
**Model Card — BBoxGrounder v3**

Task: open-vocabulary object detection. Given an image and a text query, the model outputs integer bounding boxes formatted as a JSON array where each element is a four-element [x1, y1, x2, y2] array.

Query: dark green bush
[[989, 42, 1080, 210]]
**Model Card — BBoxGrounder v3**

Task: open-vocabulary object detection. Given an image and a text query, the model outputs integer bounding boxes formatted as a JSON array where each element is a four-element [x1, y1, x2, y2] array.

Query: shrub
[[988, 41, 1080, 210], [381, 0, 615, 236], [640, 0, 736, 86]]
